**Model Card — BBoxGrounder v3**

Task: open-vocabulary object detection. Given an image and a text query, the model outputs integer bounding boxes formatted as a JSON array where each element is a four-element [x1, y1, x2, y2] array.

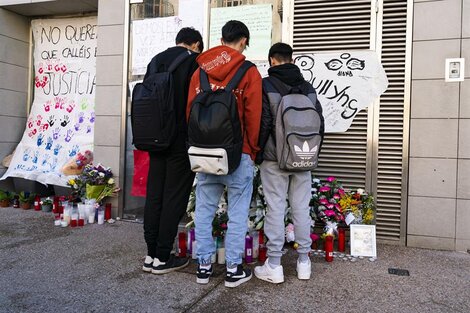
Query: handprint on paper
[[68, 145, 79, 157], [45, 137, 53, 150], [50, 157, 58, 170], [78, 112, 85, 124], [28, 129, 37, 138], [60, 116, 70, 127], [89, 112, 95, 123], [37, 134, 44, 147], [36, 115, 43, 126], [32, 151, 39, 164], [22, 149, 31, 162], [52, 127, 61, 140], [74, 123, 81, 132], [53, 144, 62, 156], [80, 98, 88, 110], [47, 115, 55, 127], [86, 125, 92, 134], [65, 129, 74, 143], [43, 101, 52, 112], [41, 154, 50, 167], [66, 101, 76, 113], [40, 123, 49, 132]]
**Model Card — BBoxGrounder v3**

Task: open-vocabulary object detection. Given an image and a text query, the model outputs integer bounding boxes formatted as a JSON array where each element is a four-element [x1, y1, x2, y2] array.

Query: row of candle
[[53, 200, 112, 227], [175, 229, 268, 264]]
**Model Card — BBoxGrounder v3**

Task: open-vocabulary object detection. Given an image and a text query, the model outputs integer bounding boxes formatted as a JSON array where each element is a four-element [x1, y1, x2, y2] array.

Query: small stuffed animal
[[61, 150, 93, 175]]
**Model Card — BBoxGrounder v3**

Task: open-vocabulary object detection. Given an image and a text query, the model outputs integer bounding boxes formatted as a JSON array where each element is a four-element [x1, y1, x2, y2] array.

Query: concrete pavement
[[0, 207, 469, 313]]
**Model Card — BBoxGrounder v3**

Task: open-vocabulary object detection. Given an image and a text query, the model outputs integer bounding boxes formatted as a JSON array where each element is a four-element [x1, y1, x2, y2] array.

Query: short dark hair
[[222, 20, 250, 46], [268, 42, 293, 65], [175, 27, 204, 52]]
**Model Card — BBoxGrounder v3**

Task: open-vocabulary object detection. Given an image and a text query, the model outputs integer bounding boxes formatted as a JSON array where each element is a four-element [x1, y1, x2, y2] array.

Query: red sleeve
[[186, 68, 200, 121], [242, 66, 262, 154]]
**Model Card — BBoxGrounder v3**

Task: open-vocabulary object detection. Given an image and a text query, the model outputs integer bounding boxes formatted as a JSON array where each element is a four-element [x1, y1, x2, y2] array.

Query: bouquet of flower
[[339, 188, 375, 225], [310, 176, 345, 237], [248, 169, 266, 231], [67, 164, 119, 202]]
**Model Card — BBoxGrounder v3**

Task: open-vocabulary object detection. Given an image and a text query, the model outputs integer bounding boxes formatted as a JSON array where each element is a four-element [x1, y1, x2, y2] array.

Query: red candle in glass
[[178, 232, 187, 257], [104, 203, 112, 221], [258, 244, 267, 263], [78, 218, 85, 226], [70, 219, 77, 227], [34, 195, 41, 211], [338, 228, 345, 252], [324, 236, 334, 262]]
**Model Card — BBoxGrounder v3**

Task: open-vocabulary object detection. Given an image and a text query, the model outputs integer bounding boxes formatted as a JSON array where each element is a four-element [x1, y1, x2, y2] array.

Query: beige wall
[[0, 8, 30, 190], [408, 0, 470, 251], [94, 0, 127, 216]]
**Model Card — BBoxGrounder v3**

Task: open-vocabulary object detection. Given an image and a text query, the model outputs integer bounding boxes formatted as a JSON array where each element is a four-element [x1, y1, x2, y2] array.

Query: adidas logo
[[294, 141, 318, 160]]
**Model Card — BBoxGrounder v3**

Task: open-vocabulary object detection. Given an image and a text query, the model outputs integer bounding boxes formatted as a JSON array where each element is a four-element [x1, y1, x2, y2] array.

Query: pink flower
[[319, 186, 331, 192], [335, 203, 342, 212], [327, 203, 334, 209], [338, 189, 346, 197], [324, 210, 336, 217], [319, 198, 329, 205], [327, 176, 336, 182], [333, 194, 340, 200], [220, 223, 227, 229]]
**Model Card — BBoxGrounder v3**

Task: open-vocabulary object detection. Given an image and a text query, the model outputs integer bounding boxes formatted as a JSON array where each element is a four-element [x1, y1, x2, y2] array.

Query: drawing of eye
[[325, 59, 343, 71], [346, 58, 365, 70]]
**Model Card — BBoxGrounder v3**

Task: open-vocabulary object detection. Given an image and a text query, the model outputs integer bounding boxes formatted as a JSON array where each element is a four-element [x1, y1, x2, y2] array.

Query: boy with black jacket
[[142, 27, 203, 274], [254, 43, 324, 283]]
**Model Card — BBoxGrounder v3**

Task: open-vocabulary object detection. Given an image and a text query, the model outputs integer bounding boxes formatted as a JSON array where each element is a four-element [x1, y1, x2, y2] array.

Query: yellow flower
[[68, 179, 75, 185]]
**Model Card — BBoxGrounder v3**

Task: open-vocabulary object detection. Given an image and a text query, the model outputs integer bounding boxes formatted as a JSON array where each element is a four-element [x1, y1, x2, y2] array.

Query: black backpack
[[187, 61, 254, 175], [131, 51, 192, 152]]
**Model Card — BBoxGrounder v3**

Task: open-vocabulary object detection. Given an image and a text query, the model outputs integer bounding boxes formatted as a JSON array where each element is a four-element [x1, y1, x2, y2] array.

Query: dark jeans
[[143, 135, 195, 261]]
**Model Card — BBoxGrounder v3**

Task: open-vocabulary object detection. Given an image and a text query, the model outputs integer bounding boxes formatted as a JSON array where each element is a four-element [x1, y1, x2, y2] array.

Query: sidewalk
[[1, 207, 469, 313]]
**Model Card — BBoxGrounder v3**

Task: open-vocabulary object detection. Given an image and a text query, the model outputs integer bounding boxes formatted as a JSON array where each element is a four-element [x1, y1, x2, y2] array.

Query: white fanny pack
[[188, 146, 229, 175]]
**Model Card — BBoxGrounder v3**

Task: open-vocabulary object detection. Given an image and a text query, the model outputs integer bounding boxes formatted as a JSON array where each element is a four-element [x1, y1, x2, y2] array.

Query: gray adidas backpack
[[268, 76, 322, 171]]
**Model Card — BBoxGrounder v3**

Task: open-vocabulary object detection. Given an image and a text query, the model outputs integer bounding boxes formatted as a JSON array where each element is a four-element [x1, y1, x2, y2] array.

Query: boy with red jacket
[[186, 20, 262, 288]]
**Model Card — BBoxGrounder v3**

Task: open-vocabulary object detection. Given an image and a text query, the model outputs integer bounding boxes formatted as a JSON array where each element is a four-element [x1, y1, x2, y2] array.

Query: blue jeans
[[195, 153, 254, 267]]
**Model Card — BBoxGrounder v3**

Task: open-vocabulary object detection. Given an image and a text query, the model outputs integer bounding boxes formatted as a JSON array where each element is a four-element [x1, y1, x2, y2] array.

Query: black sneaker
[[225, 265, 252, 288], [196, 264, 213, 284], [142, 256, 154, 273], [151, 255, 189, 274]]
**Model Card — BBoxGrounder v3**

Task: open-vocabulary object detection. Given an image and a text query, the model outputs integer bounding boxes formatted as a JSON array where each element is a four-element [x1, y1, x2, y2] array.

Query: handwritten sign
[[179, 0, 205, 38], [294, 51, 388, 133], [132, 17, 182, 75], [1, 17, 97, 187], [209, 4, 272, 60]]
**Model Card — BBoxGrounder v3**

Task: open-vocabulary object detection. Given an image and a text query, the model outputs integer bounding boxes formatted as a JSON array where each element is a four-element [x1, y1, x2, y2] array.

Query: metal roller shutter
[[293, 0, 409, 243]]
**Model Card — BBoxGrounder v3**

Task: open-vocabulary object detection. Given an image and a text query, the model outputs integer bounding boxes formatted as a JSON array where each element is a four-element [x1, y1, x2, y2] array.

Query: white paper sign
[[350, 224, 377, 257], [132, 17, 182, 75], [1, 17, 97, 187], [209, 4, 272, 60], [294, 51, 388, 133], [179, 0, 205, 38]]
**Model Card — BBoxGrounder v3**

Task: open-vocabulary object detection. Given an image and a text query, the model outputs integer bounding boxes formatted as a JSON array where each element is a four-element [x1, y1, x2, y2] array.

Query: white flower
[[99, 172, 105, 177], [108, 178, 114, 185], [357, 188, 365, 195], [313, 178, 321, 183]]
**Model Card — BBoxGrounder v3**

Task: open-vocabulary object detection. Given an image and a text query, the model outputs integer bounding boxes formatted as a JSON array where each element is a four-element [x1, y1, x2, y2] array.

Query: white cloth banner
[[294, 51, 388, 133], [1, 17, 97, 186], [132, 17, 182, 75]]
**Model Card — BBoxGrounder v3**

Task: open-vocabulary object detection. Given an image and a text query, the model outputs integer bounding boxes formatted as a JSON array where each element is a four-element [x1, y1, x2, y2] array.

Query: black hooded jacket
[[256, 63, 324, 164]]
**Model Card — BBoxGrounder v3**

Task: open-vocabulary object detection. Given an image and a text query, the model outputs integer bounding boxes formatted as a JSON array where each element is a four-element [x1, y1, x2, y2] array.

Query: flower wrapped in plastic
[[339, 188, 376, 225], [310, 176, 345, 238], [67, 164, 119, 202]]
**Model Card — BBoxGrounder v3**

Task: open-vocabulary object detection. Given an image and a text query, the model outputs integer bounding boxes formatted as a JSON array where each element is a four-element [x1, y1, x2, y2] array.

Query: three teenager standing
[[139, 21, 323, 287]]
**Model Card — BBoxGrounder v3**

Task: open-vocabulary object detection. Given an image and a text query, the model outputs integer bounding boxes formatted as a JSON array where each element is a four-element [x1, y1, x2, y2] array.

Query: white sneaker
[[296, 258, 311, 280], [254, 259, 284, 284], [142, 256, 154, 272]]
